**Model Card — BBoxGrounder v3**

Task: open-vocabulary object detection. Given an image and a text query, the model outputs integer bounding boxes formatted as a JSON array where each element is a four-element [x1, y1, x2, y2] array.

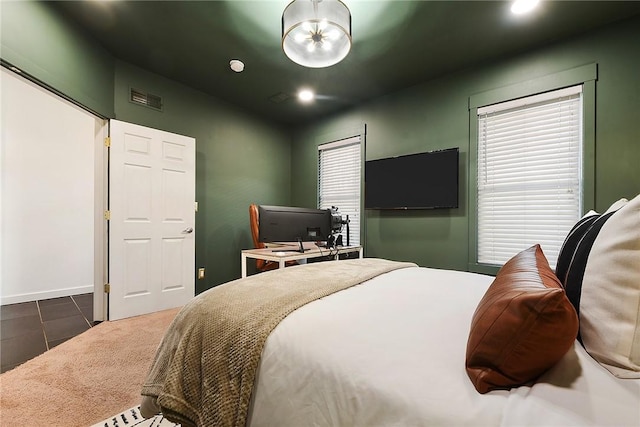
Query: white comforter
[[247, 266, 640, 427]]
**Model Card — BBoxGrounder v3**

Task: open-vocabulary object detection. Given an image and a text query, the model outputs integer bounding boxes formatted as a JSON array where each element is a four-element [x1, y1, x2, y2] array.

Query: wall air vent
[[130, 88, 163, 111], [268, 92, 291, 104]]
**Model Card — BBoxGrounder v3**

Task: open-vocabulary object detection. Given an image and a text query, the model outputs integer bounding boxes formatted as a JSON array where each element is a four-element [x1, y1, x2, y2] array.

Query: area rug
[[0, 307, 179, 427], [90, 405, 179, 427]]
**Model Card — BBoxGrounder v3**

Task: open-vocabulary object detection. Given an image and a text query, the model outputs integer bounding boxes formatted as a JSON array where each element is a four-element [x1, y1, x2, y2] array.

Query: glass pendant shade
[[282, 0, 352, 68]]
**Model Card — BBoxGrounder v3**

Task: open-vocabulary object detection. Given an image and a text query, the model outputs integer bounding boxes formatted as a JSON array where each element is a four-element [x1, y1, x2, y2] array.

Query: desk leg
[[358, 247, 363, 258], [279, 259, 286, 269], [241, 253, 248, 278]]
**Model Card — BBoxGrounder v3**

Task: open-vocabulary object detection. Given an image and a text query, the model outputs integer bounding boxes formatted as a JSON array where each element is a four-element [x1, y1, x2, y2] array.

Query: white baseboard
[[0, 285, 94, 306]]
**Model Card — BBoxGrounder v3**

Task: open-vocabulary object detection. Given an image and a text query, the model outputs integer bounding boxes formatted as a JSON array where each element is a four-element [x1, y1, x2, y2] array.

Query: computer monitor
[[258, 205, 332, 244]]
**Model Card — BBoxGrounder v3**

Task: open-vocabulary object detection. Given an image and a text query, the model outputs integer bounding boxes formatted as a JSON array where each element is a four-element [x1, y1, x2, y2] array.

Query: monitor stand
[[297, 238, 308, 253]]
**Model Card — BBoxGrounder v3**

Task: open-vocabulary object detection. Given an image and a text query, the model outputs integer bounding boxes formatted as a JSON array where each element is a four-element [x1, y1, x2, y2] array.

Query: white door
[[109, 120, 195, 320]]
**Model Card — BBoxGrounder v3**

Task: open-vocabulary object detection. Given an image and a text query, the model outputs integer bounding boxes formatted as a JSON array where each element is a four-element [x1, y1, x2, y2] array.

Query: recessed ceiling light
[[511, 0, 539, 15], [298, 89, 315, 102]]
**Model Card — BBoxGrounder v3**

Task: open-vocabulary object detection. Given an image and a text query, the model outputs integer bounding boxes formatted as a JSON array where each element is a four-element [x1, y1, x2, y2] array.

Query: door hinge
[[104, 210, 111, 220], [104, 137, 111, 147], [104, 283, 111, 293]]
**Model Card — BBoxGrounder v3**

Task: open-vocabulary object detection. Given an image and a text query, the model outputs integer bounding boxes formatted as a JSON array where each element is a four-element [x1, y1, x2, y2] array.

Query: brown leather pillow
[[466, 244, 579, 394]]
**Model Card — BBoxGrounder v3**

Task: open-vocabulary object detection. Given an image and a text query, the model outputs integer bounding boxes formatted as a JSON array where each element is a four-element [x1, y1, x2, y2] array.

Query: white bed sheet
[[501, 342, 640, 426], [248, 267, 505, 426], [247, 266, 640, 427]]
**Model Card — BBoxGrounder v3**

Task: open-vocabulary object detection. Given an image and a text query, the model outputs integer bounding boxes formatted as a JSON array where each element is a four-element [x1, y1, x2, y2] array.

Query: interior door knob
[[182, 227, 194, 234]]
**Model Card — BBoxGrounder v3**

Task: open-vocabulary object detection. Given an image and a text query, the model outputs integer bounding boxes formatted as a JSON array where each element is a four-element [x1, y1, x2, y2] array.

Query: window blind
[[318, 136, 361, 246], [477, 85, 583, 268]]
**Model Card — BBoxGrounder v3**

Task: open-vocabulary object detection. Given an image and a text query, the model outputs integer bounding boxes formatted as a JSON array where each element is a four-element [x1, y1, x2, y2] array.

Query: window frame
[[468, 63, 597, 274]]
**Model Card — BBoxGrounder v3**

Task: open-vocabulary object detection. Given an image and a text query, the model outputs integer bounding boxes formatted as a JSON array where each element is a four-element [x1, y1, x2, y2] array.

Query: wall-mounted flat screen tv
[[365, 147, 459, 210]]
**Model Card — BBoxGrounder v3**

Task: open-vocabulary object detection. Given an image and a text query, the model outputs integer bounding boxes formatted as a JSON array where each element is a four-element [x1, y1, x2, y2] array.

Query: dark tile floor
[[0, 293, 94, 373]]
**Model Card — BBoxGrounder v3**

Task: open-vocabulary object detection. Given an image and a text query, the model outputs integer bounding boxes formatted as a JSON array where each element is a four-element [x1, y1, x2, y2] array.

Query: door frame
[[93, 119, 108, 321], [0, 64, 196, 322], [1, 63, 109, 315]]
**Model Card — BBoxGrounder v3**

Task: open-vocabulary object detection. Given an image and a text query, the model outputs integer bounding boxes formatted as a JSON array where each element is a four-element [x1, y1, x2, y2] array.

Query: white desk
[[241, 245, 363, 278]]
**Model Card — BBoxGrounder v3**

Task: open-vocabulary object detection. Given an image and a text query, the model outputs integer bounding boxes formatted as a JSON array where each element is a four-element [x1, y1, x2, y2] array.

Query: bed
[[140, 194, 640, 427]]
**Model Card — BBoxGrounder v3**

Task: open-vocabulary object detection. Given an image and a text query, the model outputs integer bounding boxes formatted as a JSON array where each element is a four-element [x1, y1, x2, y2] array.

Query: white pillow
[[564, 195, 639, 378]]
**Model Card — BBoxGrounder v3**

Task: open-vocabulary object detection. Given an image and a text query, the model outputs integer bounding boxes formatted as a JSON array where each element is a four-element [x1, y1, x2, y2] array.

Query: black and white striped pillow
[[560, 195, 639, 378], [555, 210, 600, 287]]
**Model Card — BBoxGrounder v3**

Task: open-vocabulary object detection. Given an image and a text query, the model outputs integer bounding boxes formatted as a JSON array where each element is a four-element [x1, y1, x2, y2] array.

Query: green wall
[[291, 15, 640, 271], [0, 2, 114, 116]]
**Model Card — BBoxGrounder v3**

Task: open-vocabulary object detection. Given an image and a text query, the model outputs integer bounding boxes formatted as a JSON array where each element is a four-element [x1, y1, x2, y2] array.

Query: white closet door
[[108, 120, 195, 320]]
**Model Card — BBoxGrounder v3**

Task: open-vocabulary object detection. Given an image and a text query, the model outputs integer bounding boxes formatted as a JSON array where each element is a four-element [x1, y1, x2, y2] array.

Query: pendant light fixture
[[282, 0, 352, 68]]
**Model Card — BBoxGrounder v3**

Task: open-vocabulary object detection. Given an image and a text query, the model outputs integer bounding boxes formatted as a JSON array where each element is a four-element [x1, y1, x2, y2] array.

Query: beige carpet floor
[[0, 307, 179, 427]]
